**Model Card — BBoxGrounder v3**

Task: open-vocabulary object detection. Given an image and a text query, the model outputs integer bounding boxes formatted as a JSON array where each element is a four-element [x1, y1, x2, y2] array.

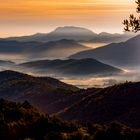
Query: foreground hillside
[[59, 82, 140, 128], [0, 70, 140, 129], [0, 99, 140, 140], [0, 70, 78, 113]]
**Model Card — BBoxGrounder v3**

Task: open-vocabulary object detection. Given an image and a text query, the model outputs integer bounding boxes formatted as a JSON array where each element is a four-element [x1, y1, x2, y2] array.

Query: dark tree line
[[123, 0, 140, 32], [0, 99, 140, 140]]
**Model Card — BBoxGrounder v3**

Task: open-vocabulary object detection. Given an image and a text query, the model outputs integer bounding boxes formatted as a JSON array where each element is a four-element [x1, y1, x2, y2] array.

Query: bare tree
[[123, 0, 140, 32]]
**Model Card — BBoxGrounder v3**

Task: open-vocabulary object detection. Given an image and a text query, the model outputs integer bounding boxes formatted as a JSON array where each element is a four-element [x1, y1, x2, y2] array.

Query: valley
[[1, 0, 140, 139]]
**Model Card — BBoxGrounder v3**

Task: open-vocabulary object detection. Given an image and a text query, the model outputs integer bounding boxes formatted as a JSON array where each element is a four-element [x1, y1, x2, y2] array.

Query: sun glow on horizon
[[0, 0, 136, 37]]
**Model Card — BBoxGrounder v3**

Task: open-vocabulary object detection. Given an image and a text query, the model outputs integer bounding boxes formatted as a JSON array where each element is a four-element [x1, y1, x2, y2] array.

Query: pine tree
[[123, 0, 140, 32]]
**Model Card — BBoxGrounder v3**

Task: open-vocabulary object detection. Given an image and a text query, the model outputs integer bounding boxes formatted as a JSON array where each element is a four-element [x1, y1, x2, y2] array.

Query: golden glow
[[0, 0, 136, 37]]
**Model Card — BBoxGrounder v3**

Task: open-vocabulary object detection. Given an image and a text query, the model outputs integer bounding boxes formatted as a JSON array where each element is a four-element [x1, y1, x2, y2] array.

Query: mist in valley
[[1, 56, 140, 89], [0, 30, 140, 89], [31, 67, 140, 88], [81, 42, 109, 49]]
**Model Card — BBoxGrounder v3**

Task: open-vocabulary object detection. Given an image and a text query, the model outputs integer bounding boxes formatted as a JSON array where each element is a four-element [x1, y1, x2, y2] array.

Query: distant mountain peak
[[98, 32, 121, 36], [54, 26, 96, 34], [3, 26, 135, 43], [33, 33, 46, 36]]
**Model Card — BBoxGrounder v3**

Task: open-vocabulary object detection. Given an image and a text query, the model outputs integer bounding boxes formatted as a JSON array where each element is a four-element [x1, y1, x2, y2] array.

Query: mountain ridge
[[0, 39, 89, 60], [17, 58, 123, 77], [0, 70, 140, 128], [58, 81, 140, 128], [2, 26, 135, 43], [69, 34, 140, 67], [0, 70, 79, 113]]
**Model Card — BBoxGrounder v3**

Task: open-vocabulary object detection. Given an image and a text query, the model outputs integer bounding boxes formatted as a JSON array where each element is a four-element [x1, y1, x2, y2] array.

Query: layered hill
[[70, 34, 140, 67], [0, 70, 140, 128], [0, 39, 89, 59], [0, 60, 15, 71], [0, 60, 14, 65], [18, 58, 123, 77], [59, 81, 140, 128], [27, 39, 89, 59], [0, 70, 78, 112], [90, 32, 134, 43]]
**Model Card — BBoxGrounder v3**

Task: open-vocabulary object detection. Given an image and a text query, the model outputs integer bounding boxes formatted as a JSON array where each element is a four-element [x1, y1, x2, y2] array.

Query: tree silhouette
[[123, 0, 140, 32]]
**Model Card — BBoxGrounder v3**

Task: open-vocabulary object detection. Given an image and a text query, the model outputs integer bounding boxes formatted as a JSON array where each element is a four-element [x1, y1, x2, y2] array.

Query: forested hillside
[[0, 99, 140, 140]]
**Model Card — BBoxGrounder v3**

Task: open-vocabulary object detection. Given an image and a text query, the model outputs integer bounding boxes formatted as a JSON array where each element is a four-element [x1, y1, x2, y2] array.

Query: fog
[[1, 52, 140, 89], [81, 42, 108, 49], [4, 64, 140, 89], [0, 54, 30, 64], [61, 68, 140, 88], [1, 66, 140, 89]]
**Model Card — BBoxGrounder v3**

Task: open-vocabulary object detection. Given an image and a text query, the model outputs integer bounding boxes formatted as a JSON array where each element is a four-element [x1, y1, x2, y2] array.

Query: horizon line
[[0, 26, 126, 38]]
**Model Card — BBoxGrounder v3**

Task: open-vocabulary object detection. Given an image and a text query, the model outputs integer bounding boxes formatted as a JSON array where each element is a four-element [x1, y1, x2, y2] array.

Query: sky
[[0, 0, 136, 37]]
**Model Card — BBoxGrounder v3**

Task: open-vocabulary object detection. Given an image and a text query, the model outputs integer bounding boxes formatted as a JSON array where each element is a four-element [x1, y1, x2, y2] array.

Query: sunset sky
[[0, 0, 136, 37]]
